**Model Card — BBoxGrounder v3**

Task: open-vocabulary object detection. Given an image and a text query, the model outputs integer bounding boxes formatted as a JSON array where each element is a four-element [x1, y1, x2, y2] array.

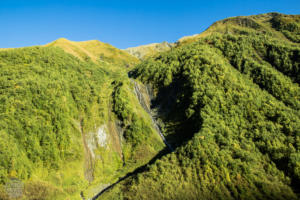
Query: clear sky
[[0, 0, 299, 49]]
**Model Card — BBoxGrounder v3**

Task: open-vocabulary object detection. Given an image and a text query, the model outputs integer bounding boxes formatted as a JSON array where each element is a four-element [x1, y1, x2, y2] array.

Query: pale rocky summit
[[125, 41, 175, 59]]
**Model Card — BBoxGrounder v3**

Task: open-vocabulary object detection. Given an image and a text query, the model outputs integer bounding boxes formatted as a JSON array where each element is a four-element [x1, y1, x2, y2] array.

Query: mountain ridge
[[45, 37, 139, 66], [178, 12, 300, 45], [0, 12, 299, 200]]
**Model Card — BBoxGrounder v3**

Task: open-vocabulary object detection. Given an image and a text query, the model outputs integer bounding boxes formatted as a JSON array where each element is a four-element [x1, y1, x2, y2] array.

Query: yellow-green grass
[[46, 38, 139, 66]]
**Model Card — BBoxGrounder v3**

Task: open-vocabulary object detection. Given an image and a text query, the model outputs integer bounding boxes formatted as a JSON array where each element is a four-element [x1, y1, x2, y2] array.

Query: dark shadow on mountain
[[149, 76, 203, 149], [129, 69, 203, 149]]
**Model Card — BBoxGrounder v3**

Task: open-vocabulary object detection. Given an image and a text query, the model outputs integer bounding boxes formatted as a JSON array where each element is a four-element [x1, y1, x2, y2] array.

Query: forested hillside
[[100, 13, 300, 200], [0, 12, 299, 200], [178, 12, 300, 44], [0, 45, 163, 200], [46, 38, 139, 66], [0, 46, 108, 199]]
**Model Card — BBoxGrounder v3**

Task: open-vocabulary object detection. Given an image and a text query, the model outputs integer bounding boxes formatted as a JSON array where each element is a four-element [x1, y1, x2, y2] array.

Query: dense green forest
[[0, 12, 299, 200], [0, 46, 163, 200], [100, 13, 300, 200], [0, 46, 107, 199]]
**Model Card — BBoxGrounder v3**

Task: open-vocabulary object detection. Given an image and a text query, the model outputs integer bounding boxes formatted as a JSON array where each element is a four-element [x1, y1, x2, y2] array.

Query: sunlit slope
[[0, 46, 163, 200], [125, 42, 174, 60], [46, 38, 139, 66], [100, 13, 300, 200], [0, 46, 108, 200], [178, 12, 300, 45]]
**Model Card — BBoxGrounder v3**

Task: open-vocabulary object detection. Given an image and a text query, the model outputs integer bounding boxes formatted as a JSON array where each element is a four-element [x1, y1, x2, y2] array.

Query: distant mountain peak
[[125, 41, 175, 59], [54, 37, 70, 42]]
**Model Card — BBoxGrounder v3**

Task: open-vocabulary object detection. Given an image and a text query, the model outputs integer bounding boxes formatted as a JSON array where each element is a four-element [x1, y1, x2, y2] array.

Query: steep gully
[[89, 80, 173, 200], [132, 79, 173, 151]]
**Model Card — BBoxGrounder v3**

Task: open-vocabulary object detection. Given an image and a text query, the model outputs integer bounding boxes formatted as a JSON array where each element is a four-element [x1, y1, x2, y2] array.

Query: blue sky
[[0, 0, 299, 49]]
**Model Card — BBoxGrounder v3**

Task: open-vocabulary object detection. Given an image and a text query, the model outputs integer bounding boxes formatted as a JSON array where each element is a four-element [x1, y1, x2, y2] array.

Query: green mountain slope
[[0, 45, 163, 200], [100, 13, 300, 200], [0, 12, 299, 200]]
